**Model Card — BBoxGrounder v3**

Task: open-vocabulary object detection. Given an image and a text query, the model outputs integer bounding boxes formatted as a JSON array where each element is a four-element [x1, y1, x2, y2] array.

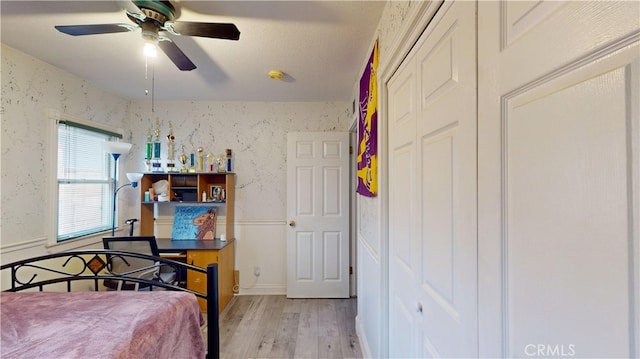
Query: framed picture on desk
[[209, 185, 223, 202]]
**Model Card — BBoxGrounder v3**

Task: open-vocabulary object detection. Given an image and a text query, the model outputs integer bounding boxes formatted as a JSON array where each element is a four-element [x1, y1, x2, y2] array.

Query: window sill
[[46, 231, 110, 253]]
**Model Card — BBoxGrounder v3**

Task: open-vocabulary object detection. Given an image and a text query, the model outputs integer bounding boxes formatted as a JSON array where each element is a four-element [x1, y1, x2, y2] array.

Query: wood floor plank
[[268, 312, 300, 358], [245, 295, 286, 358], [219, 296, 251, 345], [318, 335, 343, 359], [293, 299, 319, 359], [336, 300, 362, 358], [221, 296, 269, 359], [282, 296, 302, 313], [318, 299, 339, 337]]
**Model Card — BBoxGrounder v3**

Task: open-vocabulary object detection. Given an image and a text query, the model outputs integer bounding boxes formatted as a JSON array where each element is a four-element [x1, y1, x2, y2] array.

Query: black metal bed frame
[[1, 250, 220, 359]]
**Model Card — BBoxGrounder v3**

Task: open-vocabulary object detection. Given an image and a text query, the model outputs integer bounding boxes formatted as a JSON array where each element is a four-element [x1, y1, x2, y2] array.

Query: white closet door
[[478, 1, 640, 357], [388, 1, 478, 357]]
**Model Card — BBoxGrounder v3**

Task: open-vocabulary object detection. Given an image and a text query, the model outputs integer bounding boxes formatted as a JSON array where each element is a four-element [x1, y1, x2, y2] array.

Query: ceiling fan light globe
[[144, 43, 158, 57]]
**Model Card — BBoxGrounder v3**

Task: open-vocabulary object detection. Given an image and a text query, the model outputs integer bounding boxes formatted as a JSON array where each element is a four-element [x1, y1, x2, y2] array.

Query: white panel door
[[287, 132, 350, 298], [389, 1, 477, 357], [478, 1, 639, 357], [389, 39, 420, 359]]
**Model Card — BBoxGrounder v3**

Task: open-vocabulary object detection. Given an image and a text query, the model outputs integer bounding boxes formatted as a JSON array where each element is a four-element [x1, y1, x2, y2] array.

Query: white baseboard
[[356, 314, 372, 358]]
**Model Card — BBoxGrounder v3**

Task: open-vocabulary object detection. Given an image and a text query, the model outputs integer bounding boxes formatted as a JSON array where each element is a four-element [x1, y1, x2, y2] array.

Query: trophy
[[152, 118, 162, 172], [166, 121, 176, 172], [144, 128, 152, 172], [197, 147, 204, 172], [207, 152, 216, 172], [217, 153, 226, 173], [188, 143, 196, 173], [179, 145, 189, 173]]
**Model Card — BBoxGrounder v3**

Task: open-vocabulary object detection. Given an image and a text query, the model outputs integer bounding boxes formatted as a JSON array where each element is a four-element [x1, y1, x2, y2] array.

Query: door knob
[[289, 220, 296, 227]]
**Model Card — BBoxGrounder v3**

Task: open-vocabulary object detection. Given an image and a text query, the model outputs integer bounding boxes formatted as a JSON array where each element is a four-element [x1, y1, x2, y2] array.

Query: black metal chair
[[102, 236, 177, 290]]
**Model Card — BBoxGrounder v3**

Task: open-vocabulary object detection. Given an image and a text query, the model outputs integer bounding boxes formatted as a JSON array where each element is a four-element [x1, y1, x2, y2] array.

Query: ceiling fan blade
[[169, 22, 240, 40], [158, 41, 196, 71], [55, 24, 135, 36]]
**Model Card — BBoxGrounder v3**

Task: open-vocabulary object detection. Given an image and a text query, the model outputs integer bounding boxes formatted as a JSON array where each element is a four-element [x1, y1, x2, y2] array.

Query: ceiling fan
[[54, 0, 240, 71]]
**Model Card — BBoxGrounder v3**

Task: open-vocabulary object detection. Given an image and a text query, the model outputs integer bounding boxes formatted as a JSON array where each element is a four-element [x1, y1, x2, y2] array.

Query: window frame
[[47, 111, 126, 248]]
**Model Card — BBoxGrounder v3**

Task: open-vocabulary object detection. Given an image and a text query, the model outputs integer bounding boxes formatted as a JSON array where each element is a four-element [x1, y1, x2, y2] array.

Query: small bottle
[[202, 191, 207, 202]]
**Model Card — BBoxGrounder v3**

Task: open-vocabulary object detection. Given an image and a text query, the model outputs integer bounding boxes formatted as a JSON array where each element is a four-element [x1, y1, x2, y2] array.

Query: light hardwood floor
[[218, 295, 362, 359]]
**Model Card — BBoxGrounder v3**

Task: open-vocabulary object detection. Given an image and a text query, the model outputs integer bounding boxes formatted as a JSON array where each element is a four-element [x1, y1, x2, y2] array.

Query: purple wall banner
[[357, 39, 379, 197]]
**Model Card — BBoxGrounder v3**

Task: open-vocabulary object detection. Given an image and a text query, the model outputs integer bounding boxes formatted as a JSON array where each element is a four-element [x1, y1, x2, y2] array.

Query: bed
[[0, 250, 221, 359]]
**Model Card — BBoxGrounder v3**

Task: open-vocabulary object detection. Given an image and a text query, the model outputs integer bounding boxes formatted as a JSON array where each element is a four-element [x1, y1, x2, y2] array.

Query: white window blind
[[57, 121, 121, 241]]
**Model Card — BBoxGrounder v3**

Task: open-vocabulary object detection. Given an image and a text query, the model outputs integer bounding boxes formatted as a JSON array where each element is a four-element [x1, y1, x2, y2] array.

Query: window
[[57, 121, 121, 241]]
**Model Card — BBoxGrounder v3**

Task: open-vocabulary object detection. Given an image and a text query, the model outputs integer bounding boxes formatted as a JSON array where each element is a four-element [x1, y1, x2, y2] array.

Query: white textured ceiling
[[1, 0, 386, 101]]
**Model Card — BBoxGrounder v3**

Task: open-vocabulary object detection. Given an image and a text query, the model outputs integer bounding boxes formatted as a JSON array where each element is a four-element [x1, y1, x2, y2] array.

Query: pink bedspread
[[0, 291, 206, 359]]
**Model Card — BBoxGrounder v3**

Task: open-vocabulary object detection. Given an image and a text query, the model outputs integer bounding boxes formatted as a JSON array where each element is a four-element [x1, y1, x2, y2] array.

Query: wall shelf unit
[[138, 172, 235, 239]]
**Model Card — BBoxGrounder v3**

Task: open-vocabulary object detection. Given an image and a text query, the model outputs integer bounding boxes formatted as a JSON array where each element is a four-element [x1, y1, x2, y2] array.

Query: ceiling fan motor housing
[[132, 1, 176, 44], [133, 1, 176, 23]]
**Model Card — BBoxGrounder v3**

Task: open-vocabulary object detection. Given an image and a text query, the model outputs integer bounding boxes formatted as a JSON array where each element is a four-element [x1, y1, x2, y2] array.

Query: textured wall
[[125, 100, 351, 220], [0, 44, 130, 248]]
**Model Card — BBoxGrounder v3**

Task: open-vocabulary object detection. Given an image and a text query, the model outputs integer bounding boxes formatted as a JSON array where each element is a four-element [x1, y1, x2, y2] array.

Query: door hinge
[[349, 266, 353, 275], [349, 145, 353, 154]]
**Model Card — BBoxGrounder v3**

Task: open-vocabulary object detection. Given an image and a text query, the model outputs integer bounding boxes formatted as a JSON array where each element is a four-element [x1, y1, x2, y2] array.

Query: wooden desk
[[157, 239, 235, 313]]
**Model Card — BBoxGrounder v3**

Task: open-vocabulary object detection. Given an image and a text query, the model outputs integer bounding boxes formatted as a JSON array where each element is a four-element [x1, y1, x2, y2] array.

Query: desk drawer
[[186, 249, 219, 311], [186, 250, 219, 266]]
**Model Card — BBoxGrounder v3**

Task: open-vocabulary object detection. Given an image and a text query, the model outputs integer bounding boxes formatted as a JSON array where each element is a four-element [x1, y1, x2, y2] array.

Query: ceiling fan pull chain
[[144, 56, 149, 96], [151, 62, 155, 114]]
